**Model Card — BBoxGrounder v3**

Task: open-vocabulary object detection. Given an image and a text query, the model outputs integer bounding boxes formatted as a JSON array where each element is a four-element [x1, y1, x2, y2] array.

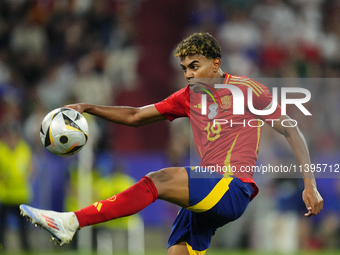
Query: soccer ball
[[40, 108, 89, 156]]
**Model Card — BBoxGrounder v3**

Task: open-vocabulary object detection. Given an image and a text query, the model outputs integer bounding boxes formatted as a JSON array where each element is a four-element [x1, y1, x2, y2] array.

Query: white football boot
[[19, 204, 79, 245]]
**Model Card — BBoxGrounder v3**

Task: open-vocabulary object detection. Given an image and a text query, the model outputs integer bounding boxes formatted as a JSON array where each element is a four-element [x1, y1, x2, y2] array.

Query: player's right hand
[[64, 103, 87, 114], [302, 186, 323, 217]]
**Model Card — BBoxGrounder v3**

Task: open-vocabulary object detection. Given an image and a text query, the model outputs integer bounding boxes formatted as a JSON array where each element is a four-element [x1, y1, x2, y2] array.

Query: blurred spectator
[[10, 15, 47, 55], [37, 62, 76, 109], [106, 1, 139, 90], [0, 51, 10, 84], [166, 118, 190, 166], [86, 0, 114, 47], [219, 9, 261, 76], [0, 121, 32, 251], [187, 0, 225, 34], [251, 0, 298, 45], [73, 50, 112, 106]]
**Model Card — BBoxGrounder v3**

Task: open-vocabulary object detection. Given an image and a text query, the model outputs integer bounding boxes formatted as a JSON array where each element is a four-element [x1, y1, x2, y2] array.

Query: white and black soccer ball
[[40, 108, 89, 156]]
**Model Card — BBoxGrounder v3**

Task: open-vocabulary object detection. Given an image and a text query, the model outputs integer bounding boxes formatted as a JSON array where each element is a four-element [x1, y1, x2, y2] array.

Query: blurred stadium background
[[0, 0, 339, 254]]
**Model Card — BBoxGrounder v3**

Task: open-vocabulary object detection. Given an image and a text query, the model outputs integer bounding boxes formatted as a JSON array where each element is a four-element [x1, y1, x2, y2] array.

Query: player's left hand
[[302, 186, 323, 217]]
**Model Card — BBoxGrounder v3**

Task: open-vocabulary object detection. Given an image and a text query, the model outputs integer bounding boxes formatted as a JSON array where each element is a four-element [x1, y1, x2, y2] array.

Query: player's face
[[180, 54, 217, 82], [180, 54, 221, 92]]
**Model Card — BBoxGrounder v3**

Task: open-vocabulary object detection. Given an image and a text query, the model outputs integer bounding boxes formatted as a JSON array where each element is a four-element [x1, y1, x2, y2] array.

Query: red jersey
[[155, 74, 282, 199]]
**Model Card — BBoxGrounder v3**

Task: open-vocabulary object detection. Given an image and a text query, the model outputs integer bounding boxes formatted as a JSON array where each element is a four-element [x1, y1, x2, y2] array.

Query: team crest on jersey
[[221, 95, 232, 109], [208, 104, 218, 119]]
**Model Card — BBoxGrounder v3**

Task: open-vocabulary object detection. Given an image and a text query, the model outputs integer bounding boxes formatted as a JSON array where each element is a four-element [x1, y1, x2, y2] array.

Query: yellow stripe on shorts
[[186, 177, 233, 213], [186, 242, 207, 255]]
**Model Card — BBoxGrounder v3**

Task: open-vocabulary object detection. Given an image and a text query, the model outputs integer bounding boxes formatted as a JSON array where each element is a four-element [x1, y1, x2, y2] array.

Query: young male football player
[[20, 33, 323, 255]]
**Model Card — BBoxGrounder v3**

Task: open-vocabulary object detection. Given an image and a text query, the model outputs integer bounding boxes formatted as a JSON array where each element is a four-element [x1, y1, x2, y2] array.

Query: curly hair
[[173, 32, 222, 59]]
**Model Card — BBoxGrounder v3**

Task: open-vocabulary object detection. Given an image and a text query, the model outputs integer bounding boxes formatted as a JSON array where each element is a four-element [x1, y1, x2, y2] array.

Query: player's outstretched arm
[[271, 115, 323, 217], [64, 103, 167, 127]]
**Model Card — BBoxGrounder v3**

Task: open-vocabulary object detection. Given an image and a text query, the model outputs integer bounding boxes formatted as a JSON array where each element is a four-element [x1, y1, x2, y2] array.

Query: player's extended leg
[[20, 167, 189, 245]]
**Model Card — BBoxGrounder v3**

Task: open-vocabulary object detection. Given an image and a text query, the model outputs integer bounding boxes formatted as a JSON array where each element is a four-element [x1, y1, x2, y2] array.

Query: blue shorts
[[168, 166, 254, 253]]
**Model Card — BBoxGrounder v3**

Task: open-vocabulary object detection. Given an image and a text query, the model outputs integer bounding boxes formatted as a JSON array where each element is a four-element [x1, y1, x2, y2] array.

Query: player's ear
[[212, 58, 221, 73]]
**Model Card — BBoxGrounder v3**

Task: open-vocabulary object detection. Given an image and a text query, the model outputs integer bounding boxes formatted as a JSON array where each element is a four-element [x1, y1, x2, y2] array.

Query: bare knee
[[146, 168, 176, 199], [146, 167, 187, 187], [147, 168, 175, 184], [146, 167, 189, 207]]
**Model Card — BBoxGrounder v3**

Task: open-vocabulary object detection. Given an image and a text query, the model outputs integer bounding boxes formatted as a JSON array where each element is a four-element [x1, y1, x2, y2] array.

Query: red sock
[[74, 176, 158, 227]]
